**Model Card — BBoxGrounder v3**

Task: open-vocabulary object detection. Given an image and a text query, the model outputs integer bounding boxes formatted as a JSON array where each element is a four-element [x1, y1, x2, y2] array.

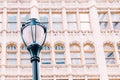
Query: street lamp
[[20, 18, 47, 80]]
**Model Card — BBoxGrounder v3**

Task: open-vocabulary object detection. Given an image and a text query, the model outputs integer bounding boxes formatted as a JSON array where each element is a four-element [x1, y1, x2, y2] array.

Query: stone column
[[89, 0, 109, 80], [30, 0, 39, 19], [1, 1, 7, 79]]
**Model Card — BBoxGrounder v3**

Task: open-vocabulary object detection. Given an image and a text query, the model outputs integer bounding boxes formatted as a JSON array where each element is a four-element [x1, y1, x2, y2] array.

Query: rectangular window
[[52, 13, 62, 31], [41, 52, 51, 64], [20, 13, 30, 22], [80, 13, 90, 30], [20, 13, 30, 28], [71, 53, 81, 64], [7, 53, 16, 65], [98, 13, 108, 30], [8, 13, 17, 31], [111, 13, 120, 30], [40, 13, 49, 30], [55, 52, 65, 64], [67, 13, 77, 31], [21, 52, 30, 65], [105, 52, 115, 64], [85, 52, 95, 64]]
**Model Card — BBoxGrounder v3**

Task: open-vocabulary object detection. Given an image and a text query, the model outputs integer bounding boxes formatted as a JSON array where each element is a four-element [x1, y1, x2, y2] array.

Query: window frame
[[55, 44, 65, 64], [104, 43, 116, 64], [20, 44, 31, 66], [84, 43, 96, 64], [6, 44, 17, 66], [7, 12, 17, 31], [70, 43, 81, 65], [41, 44, 51, 64]]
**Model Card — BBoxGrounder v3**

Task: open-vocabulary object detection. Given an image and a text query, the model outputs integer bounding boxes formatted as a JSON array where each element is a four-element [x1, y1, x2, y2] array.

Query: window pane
[[99, 22, 108, 29], [104, 45, 113, 50], [105, 52, 114, 58], [40, 14, 48, 22], [55, 45, 64, 50], [70, 45, 80, 51], [112, 22, 120, 30], [56, 52, 64, 58], [71, 53, 80, 58], [21, 53, 30, 58], [42, 53, 50, 58], [81, 23, 90, 30], [80, 13, 89, 21], [41, 59, 51, 64], [106, 58, 115, 64], [67, 13, 76, 22], [84, 45, 94, 51], [8, 23, 17, 31], [21, 59, 30, 64], [42, 45, 50, 50], [71, 59, 81, 64], [8, 53, 16, 58], [68, 23, 77, 31], [111, 13, 120, 21], [52, 14, 62, 22], [56, 52, 65, 64], [53, 22, 62, 31], [85, 53, 94, 58], [8, 14, 17, 22], [56, 59, 65, 64], [7, 59, 16, 64], [21, 14, 29, 22], [7, 45, 16, 50], [99, 13, 108, 21], [21, 45, 27, 50], [86, 58, 95, 64], [118, 45, 120, 50]]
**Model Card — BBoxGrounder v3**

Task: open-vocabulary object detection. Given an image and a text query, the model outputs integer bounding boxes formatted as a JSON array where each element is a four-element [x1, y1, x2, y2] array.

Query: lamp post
[[20, 18, 47, 80]]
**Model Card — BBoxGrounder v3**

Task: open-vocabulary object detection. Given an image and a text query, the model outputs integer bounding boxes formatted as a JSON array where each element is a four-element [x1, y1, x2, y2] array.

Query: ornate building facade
[[0, 0, 120, 80]]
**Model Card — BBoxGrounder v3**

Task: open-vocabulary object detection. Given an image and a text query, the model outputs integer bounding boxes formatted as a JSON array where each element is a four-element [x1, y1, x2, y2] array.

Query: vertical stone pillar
[[89, 0, 109, 80], [30, 0, 39, 19], [17, 43, 20, 78], [17, 9, 20, 31], [1, 1, 7, 79], [108, 9, 113, 30], [62, 7, 67, 31], [3, 1, 7, 31], [114, 42, 119, 64], [49, 9, 52, 31], [76, 8, 80, 31]]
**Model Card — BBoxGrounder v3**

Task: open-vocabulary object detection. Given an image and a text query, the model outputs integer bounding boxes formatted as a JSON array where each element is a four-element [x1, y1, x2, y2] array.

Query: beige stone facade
[[0, 0, 120, 80]]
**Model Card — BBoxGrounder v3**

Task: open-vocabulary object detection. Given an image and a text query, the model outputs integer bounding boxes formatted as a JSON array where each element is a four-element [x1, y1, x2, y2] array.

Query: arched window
[[55, 44, 65, 64], [104, 43, 115, 64], [70, 43, 81, 64], [41, 44, 51, 64], [20, 45, 30, 65], [42, 45, 50, 50], [84, 43, 95, 64], [7, 44, 17, 65]]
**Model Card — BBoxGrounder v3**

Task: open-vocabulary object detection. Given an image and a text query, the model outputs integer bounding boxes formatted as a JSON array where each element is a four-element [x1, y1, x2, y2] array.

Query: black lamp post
[[20, 18, 47, 80]]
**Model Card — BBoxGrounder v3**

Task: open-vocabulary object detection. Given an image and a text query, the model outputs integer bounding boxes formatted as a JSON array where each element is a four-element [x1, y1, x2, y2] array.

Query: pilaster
[[89, 0, 109, 80], [30, 0, 39, 19]]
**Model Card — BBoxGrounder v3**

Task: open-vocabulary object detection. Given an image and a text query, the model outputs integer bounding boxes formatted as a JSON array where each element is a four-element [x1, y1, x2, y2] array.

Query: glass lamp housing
[[21, 18, 47, 47]]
